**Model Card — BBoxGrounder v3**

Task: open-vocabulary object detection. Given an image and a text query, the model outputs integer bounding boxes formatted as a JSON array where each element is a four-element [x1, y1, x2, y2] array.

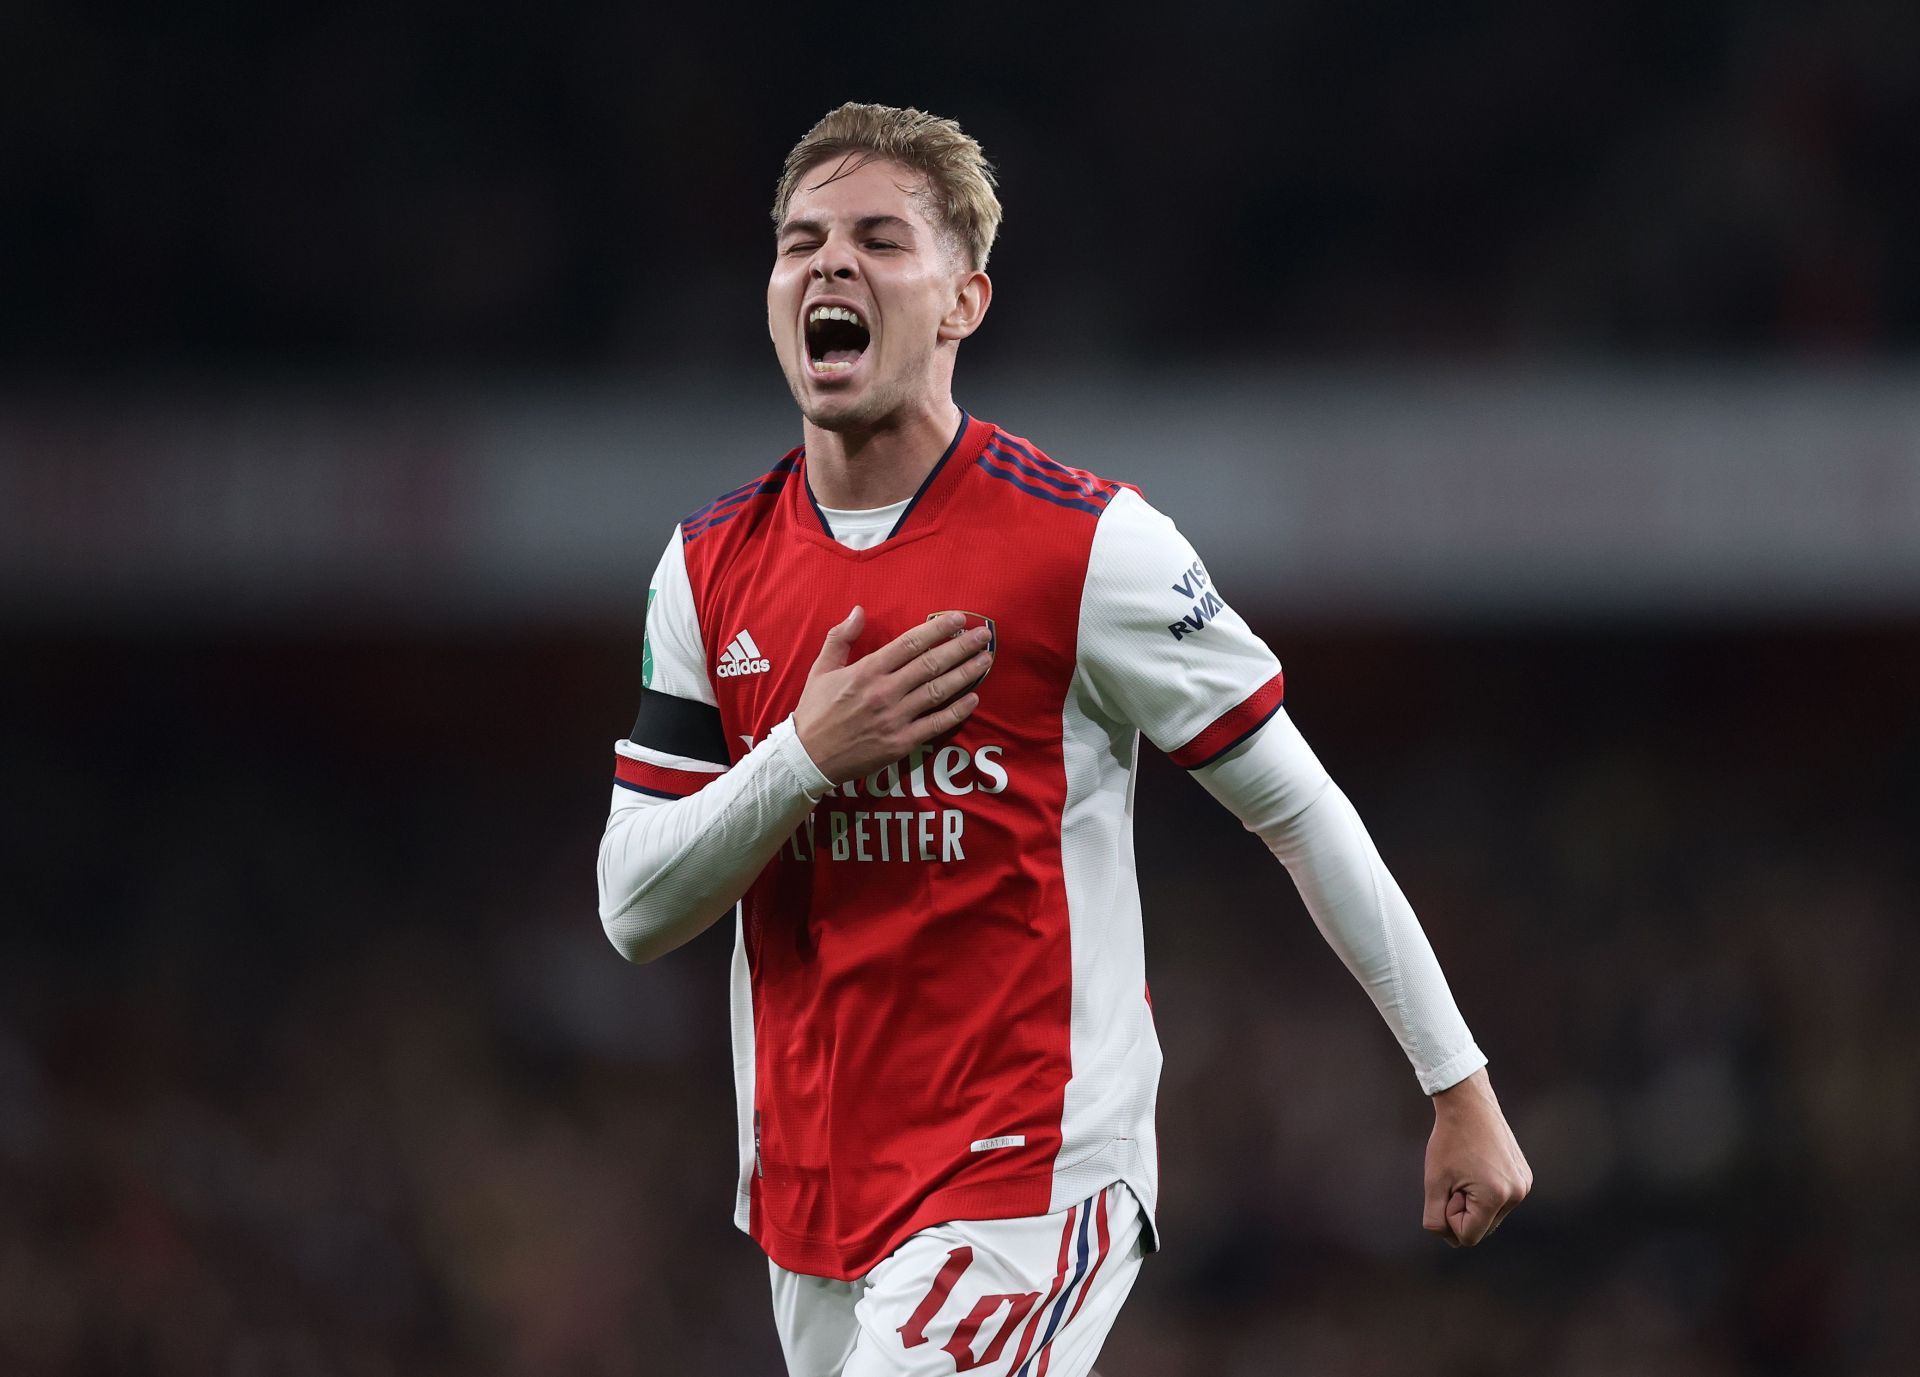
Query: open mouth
[[805, 304, 871, 376]]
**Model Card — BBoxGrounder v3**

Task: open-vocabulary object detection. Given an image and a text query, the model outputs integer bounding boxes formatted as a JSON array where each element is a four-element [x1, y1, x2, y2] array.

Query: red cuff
[[614, 753, 722, 799], [1167, 671, 1286, 770]]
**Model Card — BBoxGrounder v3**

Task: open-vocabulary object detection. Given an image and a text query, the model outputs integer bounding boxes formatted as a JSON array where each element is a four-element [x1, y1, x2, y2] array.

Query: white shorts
[[768, 1181, 1145, 1377]]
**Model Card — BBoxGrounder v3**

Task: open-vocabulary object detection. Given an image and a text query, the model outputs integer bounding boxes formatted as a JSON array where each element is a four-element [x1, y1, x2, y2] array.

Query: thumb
[[1448, 1186, 1494, 1246], [811, 605, 864, 675]]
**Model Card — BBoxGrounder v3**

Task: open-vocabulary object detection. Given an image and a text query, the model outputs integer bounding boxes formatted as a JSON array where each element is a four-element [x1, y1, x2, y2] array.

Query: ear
[[937, 270, 993, 343]]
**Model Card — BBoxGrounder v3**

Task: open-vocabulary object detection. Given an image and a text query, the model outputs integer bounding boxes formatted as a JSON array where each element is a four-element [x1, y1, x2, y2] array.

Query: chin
[[798, 381, 892, 433], [802, 400, 870, 432]]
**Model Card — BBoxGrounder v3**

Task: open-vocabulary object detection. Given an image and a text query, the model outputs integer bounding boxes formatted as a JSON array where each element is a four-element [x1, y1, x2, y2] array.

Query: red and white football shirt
[[617, 412, 1284, 1281]]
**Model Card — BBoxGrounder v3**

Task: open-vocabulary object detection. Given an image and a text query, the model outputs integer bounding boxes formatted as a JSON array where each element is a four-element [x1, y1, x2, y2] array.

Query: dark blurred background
[[5, 3, 1919, 1375]]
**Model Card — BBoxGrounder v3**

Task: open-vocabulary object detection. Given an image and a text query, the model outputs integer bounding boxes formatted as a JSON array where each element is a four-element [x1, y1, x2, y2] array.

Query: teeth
[[809, 359, 855, 373], [807, 305, 864, 328]]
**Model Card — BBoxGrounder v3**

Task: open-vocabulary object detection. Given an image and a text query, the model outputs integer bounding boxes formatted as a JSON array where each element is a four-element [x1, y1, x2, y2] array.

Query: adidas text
[[718, 630, 772, 678]]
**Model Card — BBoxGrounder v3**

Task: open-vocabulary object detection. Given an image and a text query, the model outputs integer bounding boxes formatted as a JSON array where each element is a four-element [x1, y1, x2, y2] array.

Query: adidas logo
[[717, 629, 772, 678]]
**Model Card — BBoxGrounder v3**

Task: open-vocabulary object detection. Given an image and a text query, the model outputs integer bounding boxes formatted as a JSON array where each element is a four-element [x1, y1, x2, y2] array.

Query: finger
[[811, 606, 865, 674], [1485, 1185, 1526, 1236], [892, 624, 992, 695], [874, 622, 989, 695], [869, 611, 970, 675], [904, 692, 980, 743], [906, 648, 993, 717]]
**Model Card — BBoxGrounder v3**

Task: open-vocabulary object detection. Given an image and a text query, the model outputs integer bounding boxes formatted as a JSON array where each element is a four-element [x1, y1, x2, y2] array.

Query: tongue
[[822, 347, 863, 365]]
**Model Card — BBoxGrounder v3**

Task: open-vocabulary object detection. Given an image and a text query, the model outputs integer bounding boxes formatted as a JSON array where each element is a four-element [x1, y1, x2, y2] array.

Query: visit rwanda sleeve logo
[[642, 588, 657, 687]]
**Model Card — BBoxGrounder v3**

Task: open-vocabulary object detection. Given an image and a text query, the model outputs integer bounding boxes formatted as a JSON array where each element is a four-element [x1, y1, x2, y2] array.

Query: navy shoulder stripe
[[990, 434, 1121, 500], [984, 433, 1122, 505], [973, 457, 1109, 515], [983, 435, 1105, 495], [681, 452, 799, 543], [981, 442, 1106, 503]]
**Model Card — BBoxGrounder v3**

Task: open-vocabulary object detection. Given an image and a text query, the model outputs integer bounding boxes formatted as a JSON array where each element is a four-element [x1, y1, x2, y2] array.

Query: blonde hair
[[773, 103, 1001, 271]]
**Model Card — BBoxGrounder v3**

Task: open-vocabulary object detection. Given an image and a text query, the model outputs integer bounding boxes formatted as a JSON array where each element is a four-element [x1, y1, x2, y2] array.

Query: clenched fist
[[1423, 1068, 1532, 1247]]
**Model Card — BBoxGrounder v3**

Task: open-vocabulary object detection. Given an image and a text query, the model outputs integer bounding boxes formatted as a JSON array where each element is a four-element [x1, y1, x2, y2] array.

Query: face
[[769, 156, 989, 432]]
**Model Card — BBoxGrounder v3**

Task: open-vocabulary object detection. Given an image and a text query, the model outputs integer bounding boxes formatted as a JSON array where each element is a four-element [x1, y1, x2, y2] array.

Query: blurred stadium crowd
[[4, 625, 1914, 1375], [7, 0, 1918, 372], [7, 1, 1920, 1373]]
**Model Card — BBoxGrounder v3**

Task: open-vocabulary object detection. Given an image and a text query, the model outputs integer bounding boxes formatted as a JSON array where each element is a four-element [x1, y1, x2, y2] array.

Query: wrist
[[1432, 1066, 1495, 1115], [774, 716, 835, 799], [790, 710, 848, 785]]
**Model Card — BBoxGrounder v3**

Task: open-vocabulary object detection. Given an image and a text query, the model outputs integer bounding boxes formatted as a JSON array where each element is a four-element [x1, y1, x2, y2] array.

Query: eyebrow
[[777, 213, 919, 241]]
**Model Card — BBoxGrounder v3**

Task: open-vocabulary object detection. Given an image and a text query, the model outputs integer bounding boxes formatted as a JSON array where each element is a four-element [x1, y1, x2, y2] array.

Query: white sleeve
[[612, 527, 731, 795], [641, 524, 716, 710], [595, 527, 833, 963], [1078, 489, 1286, 769], [1194, 711, 1488, 1094], [598, 718, 832, 963], [1078, 490, 1484, 1093]]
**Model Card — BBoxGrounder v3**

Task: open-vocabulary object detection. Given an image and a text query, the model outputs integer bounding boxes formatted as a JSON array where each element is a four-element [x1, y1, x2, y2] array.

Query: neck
[[803, 397, 963, 510]]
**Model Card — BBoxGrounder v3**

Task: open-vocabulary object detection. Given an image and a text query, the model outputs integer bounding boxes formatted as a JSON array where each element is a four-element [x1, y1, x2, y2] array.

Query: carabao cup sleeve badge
[[927, 610, 996, 683]]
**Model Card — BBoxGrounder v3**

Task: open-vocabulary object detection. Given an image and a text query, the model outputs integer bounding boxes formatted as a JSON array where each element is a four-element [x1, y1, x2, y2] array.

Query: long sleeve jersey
[[598, 412, 1485, 1280]]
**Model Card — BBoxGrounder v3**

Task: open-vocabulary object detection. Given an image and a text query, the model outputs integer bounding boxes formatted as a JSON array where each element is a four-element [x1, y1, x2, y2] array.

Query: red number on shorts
[[899, 1246, 973, 1349], [942, 1291, 1042, 1372]]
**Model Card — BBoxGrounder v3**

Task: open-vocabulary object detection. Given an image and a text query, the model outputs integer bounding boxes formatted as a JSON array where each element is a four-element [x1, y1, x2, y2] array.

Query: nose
[[811, 236, 858, 283]]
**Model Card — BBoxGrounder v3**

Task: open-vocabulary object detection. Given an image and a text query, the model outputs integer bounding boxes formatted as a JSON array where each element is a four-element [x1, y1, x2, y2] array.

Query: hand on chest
[[705, 553, 1068, 760]]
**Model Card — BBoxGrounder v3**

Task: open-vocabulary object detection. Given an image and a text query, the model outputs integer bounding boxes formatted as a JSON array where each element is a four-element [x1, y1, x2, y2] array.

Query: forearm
[[1195, 713, 1486, 1093], [597, 716, 831, 963], [1265, 783, 1486, 1090]]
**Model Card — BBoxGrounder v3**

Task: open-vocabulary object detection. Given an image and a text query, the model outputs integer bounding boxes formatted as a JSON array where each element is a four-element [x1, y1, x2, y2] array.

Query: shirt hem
[[738, 1135, 1164, 1281], [749, 1173, 1058, 1282]]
